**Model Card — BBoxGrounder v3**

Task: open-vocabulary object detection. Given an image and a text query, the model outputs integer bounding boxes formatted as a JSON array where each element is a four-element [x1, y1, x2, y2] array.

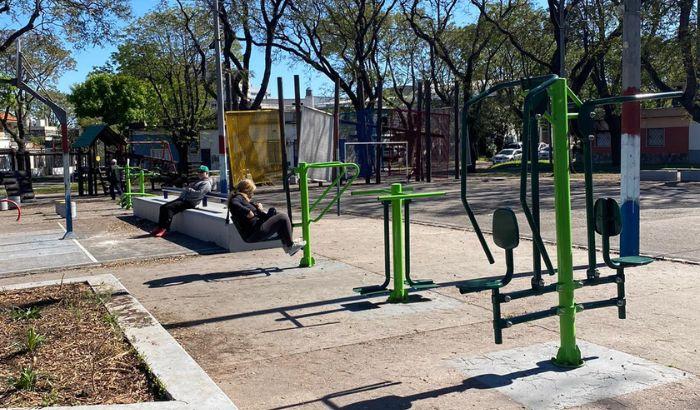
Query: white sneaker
[[284, 240, 306, 256]]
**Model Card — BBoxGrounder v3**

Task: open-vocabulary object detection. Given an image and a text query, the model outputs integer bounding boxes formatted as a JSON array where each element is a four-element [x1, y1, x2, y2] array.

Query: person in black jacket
[[229, 179, 305, 256]]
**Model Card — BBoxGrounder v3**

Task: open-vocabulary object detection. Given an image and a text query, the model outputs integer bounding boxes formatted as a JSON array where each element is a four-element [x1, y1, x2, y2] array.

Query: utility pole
[[559, 1, 566, 76], [620, 0, 641, 256], [213, 0, 229, 194]]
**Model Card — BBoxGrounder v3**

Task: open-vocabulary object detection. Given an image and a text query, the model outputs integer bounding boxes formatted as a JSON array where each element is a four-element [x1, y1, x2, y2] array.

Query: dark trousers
[[109, 178, 122, 200], [247, 213, 294, 246], [158, 199, 194, 229]]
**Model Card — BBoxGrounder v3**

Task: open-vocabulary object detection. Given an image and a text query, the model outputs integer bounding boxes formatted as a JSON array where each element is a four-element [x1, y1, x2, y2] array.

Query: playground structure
[[455, 75, 682, 367], [350, 183, 446, 302]]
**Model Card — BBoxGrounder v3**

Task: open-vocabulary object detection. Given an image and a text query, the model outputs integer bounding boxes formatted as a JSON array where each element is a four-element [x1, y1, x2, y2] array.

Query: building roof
[[72, 124, 126, 149]]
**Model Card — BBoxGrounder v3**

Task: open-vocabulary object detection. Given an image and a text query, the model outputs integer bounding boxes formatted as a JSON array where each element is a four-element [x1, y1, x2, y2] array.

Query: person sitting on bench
[[229, 179, 305, 255], [151, 165, 212, 237]]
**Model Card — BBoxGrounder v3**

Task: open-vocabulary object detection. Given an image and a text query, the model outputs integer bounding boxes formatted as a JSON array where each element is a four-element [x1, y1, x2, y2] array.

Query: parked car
[[504, 142, 523, 150], [538, 143, 552, 160], [492, 148, 522, 164]]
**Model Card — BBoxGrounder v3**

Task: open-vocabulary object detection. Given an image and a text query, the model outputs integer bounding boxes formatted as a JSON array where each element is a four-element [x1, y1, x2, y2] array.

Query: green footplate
[[457, 278, 504, 294], [612, 255, 654, 267]]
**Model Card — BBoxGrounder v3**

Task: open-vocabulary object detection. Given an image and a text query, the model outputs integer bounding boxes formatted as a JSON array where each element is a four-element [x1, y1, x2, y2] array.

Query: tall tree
[[641, 0, 697, 121], [215, 0, 289, 110], [68, 72, 158, 131], [113, 5, 216, 173], [272, 0, 397, 110], [0, 0, 131, 56]]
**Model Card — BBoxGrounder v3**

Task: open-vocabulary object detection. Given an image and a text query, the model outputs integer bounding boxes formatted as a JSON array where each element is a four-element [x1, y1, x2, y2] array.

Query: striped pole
[[620, 0, 641, 256]]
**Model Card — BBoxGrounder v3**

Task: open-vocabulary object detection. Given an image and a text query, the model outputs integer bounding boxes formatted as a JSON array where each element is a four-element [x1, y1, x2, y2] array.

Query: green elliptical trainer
[[351, 183, 445, 303]]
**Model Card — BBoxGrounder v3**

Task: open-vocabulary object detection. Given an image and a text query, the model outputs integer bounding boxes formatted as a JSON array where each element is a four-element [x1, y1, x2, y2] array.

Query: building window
[[647, 128, 665, 147], [596, 132, 611, 148]]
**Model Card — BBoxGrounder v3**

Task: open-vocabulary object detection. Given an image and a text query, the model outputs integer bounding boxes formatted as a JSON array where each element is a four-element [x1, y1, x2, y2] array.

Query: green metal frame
[[294, 161, 360, 267], [461, 75, 558, 287], [575, 91, 683, 279], [119, 164, 157, 209], [352, 183, 445, 303]]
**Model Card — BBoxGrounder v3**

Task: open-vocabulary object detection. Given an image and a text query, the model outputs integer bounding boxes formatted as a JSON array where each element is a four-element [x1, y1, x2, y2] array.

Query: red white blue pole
[[620, 0, 641, 256]]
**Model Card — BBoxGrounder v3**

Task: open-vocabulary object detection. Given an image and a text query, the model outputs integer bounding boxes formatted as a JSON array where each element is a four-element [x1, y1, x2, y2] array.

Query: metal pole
[[454, 85, 460, 179], [620, 0, 641, 257], [298, 163, 314, 268], [559, 0, 566, 76], [424, 80, 432, 182], [416, 81, 423, 181], [277, 77, 293, 222], [388, 183, 406, 303], [551, 78, 581, 368], [333, 78, 341, 216], [213, 0, 229, 194], [375, 81, 383, 184], [294, 75, 302, 167]]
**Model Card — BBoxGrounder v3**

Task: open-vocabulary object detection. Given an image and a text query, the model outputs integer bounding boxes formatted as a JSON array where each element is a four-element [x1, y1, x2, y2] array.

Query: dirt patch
[[0, 283, 165, 407]]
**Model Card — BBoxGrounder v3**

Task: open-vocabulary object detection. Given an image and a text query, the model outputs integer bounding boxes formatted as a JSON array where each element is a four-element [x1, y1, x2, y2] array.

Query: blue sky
[[55, 1, 332, 98]]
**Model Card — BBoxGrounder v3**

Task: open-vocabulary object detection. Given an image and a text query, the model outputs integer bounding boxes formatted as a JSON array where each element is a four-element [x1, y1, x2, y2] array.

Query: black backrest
[[492, 208, 519, 250], [594, 197, 622, 236]]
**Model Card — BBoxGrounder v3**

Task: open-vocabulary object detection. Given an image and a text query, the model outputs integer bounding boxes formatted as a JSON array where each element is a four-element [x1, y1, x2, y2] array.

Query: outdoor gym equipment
[[455, 76, 675, 368], [293, 161, 359, 268], [351, 183, 446, 303], [456, 76, 683, 367], [461, 75, 558, 290], [0, 199, 21, 222], [119, 164, 158, 209], [575, 91, 683, 279]]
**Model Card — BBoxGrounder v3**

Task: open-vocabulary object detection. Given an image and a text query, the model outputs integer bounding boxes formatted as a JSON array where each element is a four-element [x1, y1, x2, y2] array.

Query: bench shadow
[[117, 215, 226, 255], [144, 266, 292, 288], [271, 357, 598, 409]]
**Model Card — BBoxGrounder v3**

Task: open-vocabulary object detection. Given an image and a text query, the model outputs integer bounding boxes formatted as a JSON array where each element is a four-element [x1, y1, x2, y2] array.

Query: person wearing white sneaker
[[284, 239, 306, 256], [229, 179, 304, 256]]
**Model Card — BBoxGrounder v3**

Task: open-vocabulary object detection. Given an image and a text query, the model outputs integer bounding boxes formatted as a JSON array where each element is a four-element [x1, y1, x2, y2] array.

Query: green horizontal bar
[[377, 191, 446, 201], [567, 113, 579, 119], [351, 187, 414, 196], [586, 91, 682, 107]]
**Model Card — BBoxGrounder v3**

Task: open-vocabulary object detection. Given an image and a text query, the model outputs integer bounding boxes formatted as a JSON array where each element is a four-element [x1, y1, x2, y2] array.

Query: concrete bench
[[132, 195, 283, 253]]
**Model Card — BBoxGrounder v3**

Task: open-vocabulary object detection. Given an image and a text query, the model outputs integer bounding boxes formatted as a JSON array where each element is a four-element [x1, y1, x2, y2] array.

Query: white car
[[492, 149, 522, 164]]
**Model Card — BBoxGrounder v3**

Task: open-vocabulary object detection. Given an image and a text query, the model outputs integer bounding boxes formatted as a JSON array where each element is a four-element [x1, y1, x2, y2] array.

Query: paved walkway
[[2, 213, 698, 409]]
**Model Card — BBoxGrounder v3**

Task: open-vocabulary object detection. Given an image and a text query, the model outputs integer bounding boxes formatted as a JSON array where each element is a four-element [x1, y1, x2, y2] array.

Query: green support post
[[124, 164, 133, 209], [298, 162, 314, 267], [139, 169, 146, 196], [388, 183, 407, 302], [550, 78, 582, 368]]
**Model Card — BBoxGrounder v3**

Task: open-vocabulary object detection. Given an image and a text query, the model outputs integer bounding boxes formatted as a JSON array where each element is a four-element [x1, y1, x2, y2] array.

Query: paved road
[[257, 175, 700, 263]]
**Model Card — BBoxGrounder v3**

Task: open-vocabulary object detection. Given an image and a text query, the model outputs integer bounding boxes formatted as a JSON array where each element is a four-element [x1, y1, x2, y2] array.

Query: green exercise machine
[[351, 183, 446, 303], [456, 75, 681, 367], [293, 161, 359, 268], [119, 163, 158, 209]]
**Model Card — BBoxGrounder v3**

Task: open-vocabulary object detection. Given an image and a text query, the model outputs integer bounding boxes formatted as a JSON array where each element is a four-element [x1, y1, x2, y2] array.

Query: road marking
[[56, 222, 98, 263]]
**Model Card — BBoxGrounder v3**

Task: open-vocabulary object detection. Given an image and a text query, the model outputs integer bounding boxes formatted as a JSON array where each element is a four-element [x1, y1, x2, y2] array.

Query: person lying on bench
[[229, 179, 306, 255], [151, 165, 212, 237]]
